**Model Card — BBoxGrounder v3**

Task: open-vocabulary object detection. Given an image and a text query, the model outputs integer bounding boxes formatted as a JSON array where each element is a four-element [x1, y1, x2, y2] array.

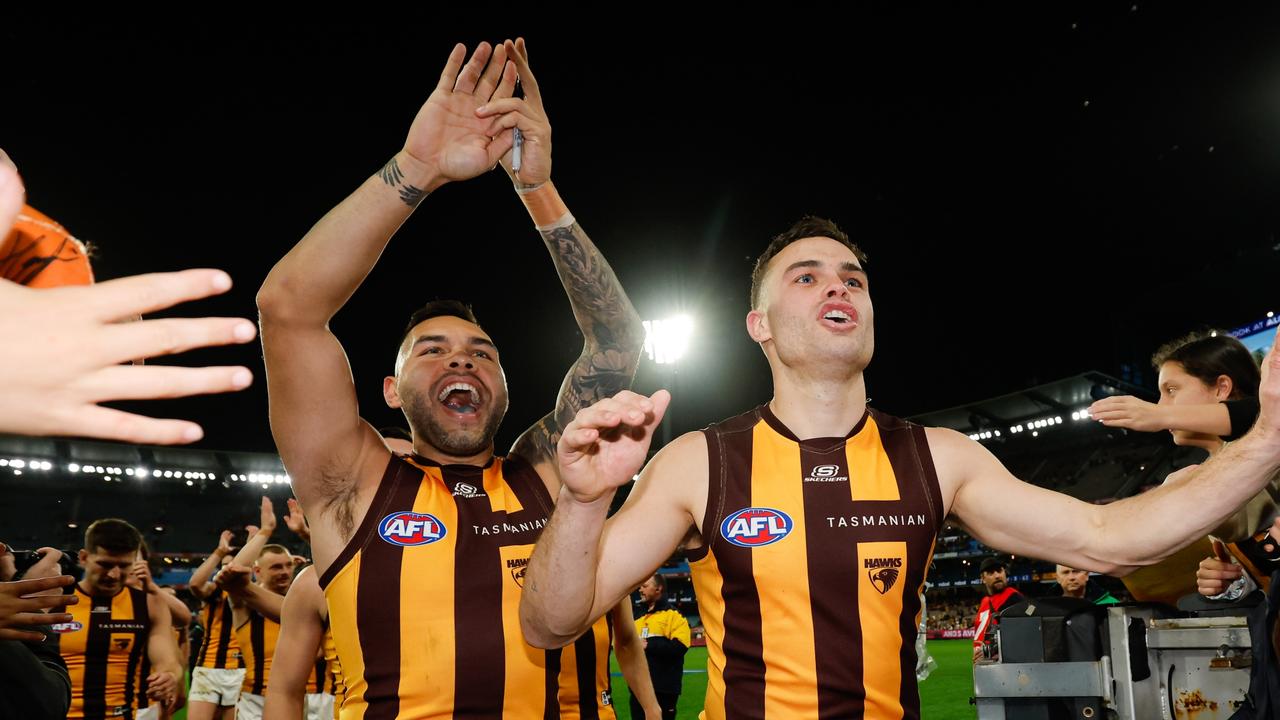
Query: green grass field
[[610, 639, 976, 719], [172, 638, 976, 719]]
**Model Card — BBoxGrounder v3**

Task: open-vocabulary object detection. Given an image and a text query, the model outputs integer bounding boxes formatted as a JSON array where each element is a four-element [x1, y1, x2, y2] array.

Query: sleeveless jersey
[[319, 453, 615, 719], [688, 406, 943, 720]]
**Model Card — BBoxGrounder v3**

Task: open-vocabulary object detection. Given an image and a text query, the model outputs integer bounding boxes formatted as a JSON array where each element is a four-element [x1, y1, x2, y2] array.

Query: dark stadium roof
[[907, 372, 1154, 435]]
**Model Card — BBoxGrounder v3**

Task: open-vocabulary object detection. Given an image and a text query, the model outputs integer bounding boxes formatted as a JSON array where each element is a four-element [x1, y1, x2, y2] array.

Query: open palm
[[403, 42, 518, 182]]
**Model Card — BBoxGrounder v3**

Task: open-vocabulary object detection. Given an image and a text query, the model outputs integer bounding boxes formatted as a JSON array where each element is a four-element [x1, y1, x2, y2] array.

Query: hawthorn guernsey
[[719, 508, 793, 547], [377, 512, 446, 546]]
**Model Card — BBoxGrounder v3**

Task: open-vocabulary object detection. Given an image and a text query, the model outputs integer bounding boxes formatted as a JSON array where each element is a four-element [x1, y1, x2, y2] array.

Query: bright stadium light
[[643, 315, 694, 365], [68, 463, 79, 472]]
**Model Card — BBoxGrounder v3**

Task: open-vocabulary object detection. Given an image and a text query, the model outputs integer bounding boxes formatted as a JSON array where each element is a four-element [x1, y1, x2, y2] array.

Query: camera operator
[[0, 541, 79, 720]]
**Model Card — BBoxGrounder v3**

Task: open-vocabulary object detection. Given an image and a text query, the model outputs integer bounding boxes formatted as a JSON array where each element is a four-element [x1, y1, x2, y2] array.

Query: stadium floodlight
[[10, 460, 24, 469], [643, 315, 694, 365], [68, 463, 79, 472]]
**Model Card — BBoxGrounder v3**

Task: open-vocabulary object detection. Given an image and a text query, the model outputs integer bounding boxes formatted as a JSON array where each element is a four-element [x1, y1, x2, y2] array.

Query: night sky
[[7, 9, 1280, 455]]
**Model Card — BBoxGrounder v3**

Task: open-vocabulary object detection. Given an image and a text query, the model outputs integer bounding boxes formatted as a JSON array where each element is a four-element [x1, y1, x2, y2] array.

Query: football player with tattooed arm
[[256, 38, 659, 719]]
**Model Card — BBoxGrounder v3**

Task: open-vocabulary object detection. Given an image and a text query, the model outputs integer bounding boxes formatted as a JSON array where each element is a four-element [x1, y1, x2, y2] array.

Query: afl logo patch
[[50, 621, 83, 633], [378, 512, 447, 546], [721, 507, 793, 548]]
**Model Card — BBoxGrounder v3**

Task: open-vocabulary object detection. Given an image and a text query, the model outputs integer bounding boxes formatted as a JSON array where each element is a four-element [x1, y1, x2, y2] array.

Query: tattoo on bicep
[[378, 157, 425, 208]]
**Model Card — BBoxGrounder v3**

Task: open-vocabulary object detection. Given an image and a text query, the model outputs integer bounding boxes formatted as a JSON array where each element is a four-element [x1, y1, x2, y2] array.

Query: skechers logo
[[805, 464, 848, 483], [378, 512, 447, 546], [865, 557, 903, 595], [452, 482, 484, 498], [721, 508, 793, 547]]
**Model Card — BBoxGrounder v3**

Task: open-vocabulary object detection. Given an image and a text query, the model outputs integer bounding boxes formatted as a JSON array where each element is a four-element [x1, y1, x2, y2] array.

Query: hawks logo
[[378, 512, 447, 546], [865, 556, 903, 595], [507, 557, 529, 588], [721, 508, 793, 548]]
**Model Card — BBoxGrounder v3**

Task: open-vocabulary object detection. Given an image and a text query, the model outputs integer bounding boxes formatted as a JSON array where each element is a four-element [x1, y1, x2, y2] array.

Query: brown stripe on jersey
[[800, 439, 864, 719], [450, 463, 507, 717], [81, 590, 112, 719], [313, 658, 325, 694], [572, 630, 599, 720], [707, 413, 767, 720], [216, 599, 234, 668], [131, 652, 148, 710], [503, 454, 554, 517], [318, 457, 403, 590], [356, 460, 421, 720], [249, 613, 266, 695], [199, 590, 236, 668], [544, 648, 562, 720], [888, 420, 943, 719], [198, 596, 214, 665], [878, 417, 944, 526], [895, 538, 933, 720], [126, 587, 148, 711]]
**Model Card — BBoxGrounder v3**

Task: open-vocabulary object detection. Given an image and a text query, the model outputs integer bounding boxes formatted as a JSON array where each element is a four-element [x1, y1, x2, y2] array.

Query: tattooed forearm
[[542, 223, 645, 357], [514, 349, 638, 463], [511, 224, 645, 465], [378, 157, 426, 208]]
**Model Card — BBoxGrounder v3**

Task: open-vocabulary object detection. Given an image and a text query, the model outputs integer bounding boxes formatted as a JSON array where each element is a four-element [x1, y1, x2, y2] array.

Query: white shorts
[[236, 691, 265, 720], [189, 666, 247, 706], [135, 706, 161, 720], [307, 693, 336, 720]]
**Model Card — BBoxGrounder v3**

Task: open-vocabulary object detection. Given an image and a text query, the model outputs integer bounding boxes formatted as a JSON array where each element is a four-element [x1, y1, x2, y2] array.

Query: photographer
[[0, 541, 79, 720]]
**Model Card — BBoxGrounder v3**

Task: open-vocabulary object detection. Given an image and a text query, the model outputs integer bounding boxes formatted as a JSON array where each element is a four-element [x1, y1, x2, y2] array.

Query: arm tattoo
[[378, 157, 425, 208], [512, 222, 644, 464]]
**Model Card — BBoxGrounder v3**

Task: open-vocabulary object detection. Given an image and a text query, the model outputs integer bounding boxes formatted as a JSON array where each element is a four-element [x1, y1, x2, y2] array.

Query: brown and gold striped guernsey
[[688, 406, 943, 720], [310, 620, 341, 698], [59, 584, 151, 720], [196, 587, 244, 669], [322, 620, 348, 718], [319, 453, 615, 719], [235, 610, 281, 695]]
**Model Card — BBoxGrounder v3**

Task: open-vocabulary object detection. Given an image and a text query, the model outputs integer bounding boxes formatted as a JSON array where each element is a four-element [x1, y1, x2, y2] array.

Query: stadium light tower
[[643, 315, 695, 444], [642, 315, 694, 366]]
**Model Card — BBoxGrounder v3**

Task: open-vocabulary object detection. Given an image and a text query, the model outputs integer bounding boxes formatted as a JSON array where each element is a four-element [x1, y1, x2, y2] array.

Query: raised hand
[[556, 390, 670, 504], [475, 38, 552, 187], [398, 42, 520, 191]]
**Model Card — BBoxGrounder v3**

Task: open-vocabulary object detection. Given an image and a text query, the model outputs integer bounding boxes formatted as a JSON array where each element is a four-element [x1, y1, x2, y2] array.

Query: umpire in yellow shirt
[[632, 574, 691, 720]]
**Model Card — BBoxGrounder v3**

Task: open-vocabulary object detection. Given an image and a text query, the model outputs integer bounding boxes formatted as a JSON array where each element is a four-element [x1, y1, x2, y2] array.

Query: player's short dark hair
[[750, 216, 868, 309], [399, 300, 482, 348], [84, 519, 142, 555]]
